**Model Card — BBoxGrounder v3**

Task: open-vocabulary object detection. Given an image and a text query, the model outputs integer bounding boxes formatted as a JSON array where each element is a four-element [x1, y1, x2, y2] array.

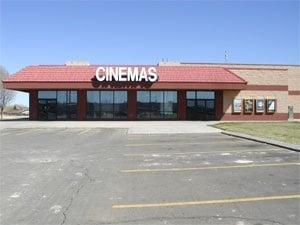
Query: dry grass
[[212, 122, 300, 144]]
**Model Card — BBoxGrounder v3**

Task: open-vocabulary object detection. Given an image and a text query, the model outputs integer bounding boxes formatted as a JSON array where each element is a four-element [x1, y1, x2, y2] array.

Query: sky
[[1, 0, 299, 106]]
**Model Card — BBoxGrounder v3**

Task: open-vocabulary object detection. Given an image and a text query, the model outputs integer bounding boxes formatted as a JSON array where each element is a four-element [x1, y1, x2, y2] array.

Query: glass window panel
[[114, 91, 127, 104], [100, 91, 113, 112], [137, 91, 151, 118], [196, 91, 215, 99], [114, 91, 127, 119], [101, 111, 114, 119], [164, 112, 177, 119], [186, 91, 196, 99], [87, 111, 98, 119], [57, 91, 67, 119], [150, 111, 164, 119], [137, 91, 150, 103], [70, 91, 77, 103], [87, 91, 100, 112], [38, 91, 56, 99], [137, 111, 151, 119], [187, 99, 195, 107], [164, 91, 177, 112], [47, 99, 57, 120], [150, 91, 164, 112], [37, 91, 78, 120]]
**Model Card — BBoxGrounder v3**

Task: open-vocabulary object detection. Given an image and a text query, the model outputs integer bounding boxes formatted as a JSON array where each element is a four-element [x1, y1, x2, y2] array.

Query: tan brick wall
[[177, 62, 300, 119], [288, 95, 300, 113], [223, 90, 289, 113], [288, 66, 300, 91], [228, 69, 288, 85]]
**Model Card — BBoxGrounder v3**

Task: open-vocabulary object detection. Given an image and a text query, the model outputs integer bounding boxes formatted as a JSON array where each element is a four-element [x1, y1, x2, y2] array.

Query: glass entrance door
[[38, 99, 57, 120], [186, 91, 215, 120]]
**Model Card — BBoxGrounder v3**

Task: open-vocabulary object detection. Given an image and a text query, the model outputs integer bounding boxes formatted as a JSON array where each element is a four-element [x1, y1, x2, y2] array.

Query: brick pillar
[[178, 90, 186, 120], [215, 90, 224, 120], [127, 90, 136, 120], [77, 90, 86, 120], [29, 90, 38, 120]]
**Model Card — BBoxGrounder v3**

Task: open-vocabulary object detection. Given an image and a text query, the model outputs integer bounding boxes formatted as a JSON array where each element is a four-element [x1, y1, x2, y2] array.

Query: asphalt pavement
[[0, 128, 299, 225]]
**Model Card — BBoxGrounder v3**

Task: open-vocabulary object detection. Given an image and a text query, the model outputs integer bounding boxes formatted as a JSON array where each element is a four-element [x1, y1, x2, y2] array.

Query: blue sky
[[1, 0, 299, 106]]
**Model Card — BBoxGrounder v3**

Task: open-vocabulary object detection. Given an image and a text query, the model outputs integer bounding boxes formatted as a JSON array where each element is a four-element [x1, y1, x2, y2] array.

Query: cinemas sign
[[95, 66, 158, 82]]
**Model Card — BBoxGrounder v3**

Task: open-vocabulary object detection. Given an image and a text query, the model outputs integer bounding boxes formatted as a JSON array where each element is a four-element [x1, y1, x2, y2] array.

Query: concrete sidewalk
[[0, 121, 221, 134]]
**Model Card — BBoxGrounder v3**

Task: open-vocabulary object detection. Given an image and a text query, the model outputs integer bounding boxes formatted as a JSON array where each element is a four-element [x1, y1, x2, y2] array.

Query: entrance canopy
[[3, 65, 247, 91]]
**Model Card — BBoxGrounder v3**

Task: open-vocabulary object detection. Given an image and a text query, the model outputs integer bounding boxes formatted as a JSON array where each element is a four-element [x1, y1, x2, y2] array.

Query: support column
[[29, 90, 38, 120], [215, 90, 224, 120], [127, 90, 136, 120], [178, 90, 186, 120], [77, 90, 86, 120]]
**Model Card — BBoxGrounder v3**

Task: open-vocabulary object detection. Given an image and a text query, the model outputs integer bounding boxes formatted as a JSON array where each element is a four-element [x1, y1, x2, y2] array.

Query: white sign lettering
[[95, 66, 158, 82]]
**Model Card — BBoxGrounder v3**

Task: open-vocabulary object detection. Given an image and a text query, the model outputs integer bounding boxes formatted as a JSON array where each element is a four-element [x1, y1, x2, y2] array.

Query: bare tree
[[0, 66, 16, 119]]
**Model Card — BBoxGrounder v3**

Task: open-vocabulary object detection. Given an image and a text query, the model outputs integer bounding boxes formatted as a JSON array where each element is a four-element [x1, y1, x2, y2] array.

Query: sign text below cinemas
[[95, 66, 158, 82]]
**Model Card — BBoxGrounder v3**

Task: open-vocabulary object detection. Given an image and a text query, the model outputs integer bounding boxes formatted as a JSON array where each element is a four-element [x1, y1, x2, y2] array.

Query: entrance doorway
[[186, 91, 215, 120], [38, 99, 57, 120]]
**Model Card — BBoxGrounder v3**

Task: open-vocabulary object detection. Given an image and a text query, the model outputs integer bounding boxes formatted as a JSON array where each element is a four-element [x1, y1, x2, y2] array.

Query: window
[[137, 91, 177, 119], [137, 91, 151, 119], [38, 91, 77, 120], [87, 91, 100, 119], [38, 91, 56, 99], [186, 91, 215, 100], [186, 91, 215, 120], [114, 91, 128, 119], [86, 91, 128, 120], [57, 91, 67, 119], [101, 91, 114, 119], [164, 91, 177, 119], [69, 91, 78, 119], [150, 91, 164, 119]]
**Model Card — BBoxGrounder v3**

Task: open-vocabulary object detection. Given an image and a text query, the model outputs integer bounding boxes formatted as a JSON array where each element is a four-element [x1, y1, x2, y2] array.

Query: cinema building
[[3, 61, 300, 121]]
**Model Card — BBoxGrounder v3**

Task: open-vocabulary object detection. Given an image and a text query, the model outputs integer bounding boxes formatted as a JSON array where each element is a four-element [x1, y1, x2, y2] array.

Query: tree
[[0, 66, 16, 119]]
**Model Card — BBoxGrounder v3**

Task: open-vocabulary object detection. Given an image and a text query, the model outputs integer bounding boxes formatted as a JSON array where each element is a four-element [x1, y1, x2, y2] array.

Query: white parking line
[[15, 130, 38, 136], [121, 162, 300, 173], [125, 140, 248, 147], [78, 129, 92, 135], [124, 148, 283, 156]]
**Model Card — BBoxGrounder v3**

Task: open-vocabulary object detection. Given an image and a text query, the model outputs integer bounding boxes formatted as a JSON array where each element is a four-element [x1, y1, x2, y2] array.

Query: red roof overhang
[[3, 65, 247, 91]]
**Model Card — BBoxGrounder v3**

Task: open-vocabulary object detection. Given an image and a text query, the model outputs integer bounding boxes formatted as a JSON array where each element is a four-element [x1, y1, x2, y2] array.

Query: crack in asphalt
[[60, 160, 95, 225]]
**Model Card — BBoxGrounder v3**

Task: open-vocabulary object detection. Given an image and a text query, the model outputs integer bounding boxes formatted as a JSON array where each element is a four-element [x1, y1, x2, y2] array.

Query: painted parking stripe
[[112, 194, 300, 209], [121, 162, 300, 173], [1, 132, 11, 136], [125, 140, 251, 147], [78, 129, 91, 135], [15, 129, 40, 136], [124, 148, 283, 156]]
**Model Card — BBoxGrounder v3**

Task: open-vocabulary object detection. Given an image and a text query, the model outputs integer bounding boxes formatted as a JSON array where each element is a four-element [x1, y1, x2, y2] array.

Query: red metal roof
[[4, 65, 246, 84]]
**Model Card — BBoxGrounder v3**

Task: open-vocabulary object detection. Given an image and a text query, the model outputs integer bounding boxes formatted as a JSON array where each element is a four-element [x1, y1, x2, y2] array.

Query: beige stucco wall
[[228, 69, 288, 85], [170, 62, 300, 117], [287, 66, 300, 91], [223, 90, 289, 113], [288, 95, 300, 113], [181, 63, 300, 115]]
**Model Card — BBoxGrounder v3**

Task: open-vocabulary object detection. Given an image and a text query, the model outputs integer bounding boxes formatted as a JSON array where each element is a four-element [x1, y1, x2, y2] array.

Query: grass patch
[[212, 122, 300, 144]]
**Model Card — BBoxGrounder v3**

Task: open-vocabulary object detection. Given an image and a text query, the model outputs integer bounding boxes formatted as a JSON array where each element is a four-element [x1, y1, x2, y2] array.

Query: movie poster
[[233, 99, 242, 113], [255, 99, 264, 113], [267, 99, 276, 113], [244, 99, 253, 113]]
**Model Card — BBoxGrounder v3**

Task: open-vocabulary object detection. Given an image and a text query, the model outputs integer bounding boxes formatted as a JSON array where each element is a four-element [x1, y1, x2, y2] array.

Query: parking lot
[[1, 128, 299, 225]]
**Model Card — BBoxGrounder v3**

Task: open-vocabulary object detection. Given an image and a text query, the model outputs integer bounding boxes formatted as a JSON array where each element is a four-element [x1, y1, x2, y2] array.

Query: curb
[[221, 131, 300, 152]]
